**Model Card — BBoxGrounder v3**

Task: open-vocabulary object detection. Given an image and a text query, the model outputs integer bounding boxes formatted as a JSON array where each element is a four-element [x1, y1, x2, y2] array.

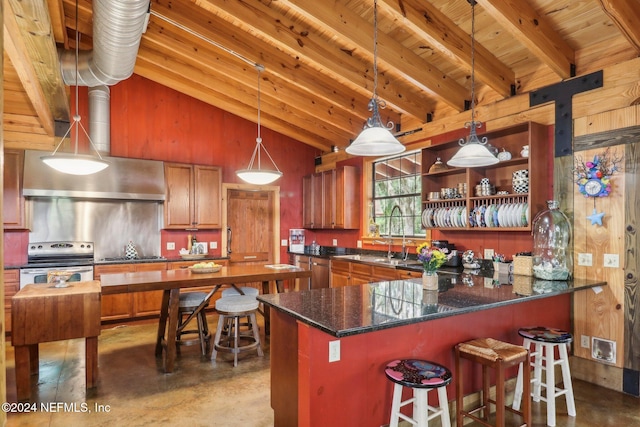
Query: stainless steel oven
[[19, 241, 95, 289]]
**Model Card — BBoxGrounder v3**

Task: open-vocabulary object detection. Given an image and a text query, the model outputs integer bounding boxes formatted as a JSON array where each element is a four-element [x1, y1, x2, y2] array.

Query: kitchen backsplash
[[28, 198, 162, 260]]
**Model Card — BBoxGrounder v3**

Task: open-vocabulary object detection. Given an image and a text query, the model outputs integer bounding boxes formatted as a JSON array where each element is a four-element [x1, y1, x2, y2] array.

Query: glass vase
[[532, 200, 572, 280], [422, 271, 438, 291]]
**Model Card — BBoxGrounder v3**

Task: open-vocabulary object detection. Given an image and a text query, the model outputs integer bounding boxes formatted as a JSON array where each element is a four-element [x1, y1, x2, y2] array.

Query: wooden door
[[227, 189, 274, 265]]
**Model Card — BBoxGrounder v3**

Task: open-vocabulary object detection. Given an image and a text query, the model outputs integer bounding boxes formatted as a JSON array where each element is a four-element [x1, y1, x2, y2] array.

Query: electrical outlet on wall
[[484, 248, 494, 259], [166, 242, 175, 250], [210, 241, 217, 249], [332, 239, 338, 246], [329, 340, 340, 362], [578, 253, 593, 266], [581, 335, 590, 348], [604, 254, 619, 268]]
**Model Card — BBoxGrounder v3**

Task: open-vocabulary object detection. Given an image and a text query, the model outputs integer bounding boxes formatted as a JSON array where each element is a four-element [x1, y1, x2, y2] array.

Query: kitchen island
[[257, 274, 606, 427]]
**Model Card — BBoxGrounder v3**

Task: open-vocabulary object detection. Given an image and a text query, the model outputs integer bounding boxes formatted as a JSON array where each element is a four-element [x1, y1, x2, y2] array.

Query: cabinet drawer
[[331, 260, 351, 273], [351, 262, 372, 277], [397, 269, 423, 280], [372, 265, 397, 280]]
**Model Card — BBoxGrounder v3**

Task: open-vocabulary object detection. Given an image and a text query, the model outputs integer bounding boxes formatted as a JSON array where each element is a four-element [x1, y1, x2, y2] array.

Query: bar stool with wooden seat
[[385, 359, 452, 427], [455, 337, 531, 427], [512, 326, 575, 427], [212, 295, 263, 367], [176, 291, 211, 356]]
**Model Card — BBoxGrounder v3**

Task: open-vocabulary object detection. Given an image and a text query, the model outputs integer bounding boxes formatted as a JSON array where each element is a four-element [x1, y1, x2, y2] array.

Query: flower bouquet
[[416, 243, 449, 273], [416, 243, 450, 291]]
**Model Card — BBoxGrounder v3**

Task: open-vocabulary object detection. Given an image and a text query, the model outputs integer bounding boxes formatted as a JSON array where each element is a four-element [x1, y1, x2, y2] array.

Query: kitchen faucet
[[388, 205, 406, 261]]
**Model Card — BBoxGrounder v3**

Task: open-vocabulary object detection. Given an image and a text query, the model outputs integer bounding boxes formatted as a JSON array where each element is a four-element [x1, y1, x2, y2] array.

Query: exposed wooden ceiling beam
[[597, 0, 640, 53], [275, 0, 469, 112], [4, 0, 70, 136], [378, 0, 514, 98], [190, 0, 432, 121], [476, 0, 575, 79], [141, 21, 359, 140]]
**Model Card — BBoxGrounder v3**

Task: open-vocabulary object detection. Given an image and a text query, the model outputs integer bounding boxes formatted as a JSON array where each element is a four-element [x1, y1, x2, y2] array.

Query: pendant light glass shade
[[447, 122, 499, 167], [42, 153, 109, 175], [346, 0, 405, 157], [42, 1, 109, 176], [446, 0, 497, 168], [236, 65, 282, 185]]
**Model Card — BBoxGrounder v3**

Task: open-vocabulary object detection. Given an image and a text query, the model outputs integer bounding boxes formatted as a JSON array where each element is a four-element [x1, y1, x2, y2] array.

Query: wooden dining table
[[99, 264, 311, 373]]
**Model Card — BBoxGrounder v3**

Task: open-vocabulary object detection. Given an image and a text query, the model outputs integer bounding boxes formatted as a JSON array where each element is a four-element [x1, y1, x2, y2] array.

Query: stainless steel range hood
[[23, 150, 166, 201]]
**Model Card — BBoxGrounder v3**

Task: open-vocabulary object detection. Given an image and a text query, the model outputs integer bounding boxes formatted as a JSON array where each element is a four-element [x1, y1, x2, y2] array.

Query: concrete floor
[[4, 313, 639, 427]]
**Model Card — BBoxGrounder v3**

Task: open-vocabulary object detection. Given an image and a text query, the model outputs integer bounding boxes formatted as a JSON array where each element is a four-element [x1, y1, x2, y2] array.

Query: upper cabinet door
[[3, 150, 26, 229], [164, 163, 194, 229], [193, 165, 222, 229], [164, 163, 222, 229]]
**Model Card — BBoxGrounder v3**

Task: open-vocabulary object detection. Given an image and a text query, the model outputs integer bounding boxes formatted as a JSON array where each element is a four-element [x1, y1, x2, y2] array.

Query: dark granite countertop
[[257, 275, 606, 338]]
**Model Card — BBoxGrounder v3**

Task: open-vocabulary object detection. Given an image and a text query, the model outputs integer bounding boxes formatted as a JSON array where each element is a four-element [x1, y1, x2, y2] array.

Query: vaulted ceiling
[[4, 0, 640, 153]]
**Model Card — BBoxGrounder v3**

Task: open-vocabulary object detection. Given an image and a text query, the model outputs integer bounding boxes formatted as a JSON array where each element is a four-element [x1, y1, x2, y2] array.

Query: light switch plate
[[332, 239, 338, 246], [329, 340, 340, 362], [578, 253, 593, 266], [281, 239, 288, 247], [604, 253, 619, 268], [357, 240, 362, 248], [210, 241, 217, 249], [166, 242, 175, 250]]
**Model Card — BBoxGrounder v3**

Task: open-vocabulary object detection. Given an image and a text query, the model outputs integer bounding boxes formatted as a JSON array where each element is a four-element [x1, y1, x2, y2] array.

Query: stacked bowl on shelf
[[512, 169, 529, 193]]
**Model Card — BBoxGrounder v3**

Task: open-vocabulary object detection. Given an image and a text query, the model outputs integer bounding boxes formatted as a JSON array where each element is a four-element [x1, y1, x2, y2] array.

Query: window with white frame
[[371, 150, 422, 237]]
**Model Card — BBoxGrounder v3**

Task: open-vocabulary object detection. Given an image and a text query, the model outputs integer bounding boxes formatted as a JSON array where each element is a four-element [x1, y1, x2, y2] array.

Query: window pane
[[372, 150, 422, 237]]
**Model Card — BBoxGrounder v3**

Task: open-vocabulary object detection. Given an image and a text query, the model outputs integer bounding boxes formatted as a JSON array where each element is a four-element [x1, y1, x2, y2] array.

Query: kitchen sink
[[332, 254, 422, 268]]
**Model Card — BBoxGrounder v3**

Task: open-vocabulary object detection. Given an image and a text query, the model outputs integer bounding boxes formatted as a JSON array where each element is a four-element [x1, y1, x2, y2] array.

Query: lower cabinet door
[[101, 294, 133, 321]]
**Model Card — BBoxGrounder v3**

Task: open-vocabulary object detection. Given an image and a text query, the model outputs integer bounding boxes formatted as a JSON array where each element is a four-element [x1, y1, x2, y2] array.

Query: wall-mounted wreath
[[574, 148, 623, 198], [573, 148, 623, 226]]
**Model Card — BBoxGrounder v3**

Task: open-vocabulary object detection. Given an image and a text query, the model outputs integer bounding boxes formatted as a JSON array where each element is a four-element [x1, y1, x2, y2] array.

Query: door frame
[[221, 183, 281, 264]]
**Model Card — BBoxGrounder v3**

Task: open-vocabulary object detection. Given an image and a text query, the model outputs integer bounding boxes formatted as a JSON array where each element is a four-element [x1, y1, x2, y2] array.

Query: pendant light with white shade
[[447, 0, 498, 168], [41, 0, 109, 176], [346, 0, 405, 157], [235, 65, 283, 185]]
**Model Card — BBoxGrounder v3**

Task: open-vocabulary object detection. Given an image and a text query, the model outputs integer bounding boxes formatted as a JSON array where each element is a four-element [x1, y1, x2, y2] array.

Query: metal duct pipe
[[88, 86, 110, 154], [59, 0, 149, 86]]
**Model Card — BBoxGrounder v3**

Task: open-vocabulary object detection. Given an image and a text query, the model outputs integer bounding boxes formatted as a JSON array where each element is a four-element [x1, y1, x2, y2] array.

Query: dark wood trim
[[574, 125, 640, 151]]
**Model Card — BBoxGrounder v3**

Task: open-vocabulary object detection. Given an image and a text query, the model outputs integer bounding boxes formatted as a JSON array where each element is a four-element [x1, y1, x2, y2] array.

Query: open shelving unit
[[421, 122, 550, 232]]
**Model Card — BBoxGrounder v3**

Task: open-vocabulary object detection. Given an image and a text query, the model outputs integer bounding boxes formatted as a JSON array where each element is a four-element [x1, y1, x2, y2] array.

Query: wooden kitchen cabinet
[[302, 166, 360, 229], [164, 163, 222, 229], [132, 262, 168, 317], [4, 269, 20, 334], [95, 262, 167, 320], [330, 260, 396, 287], [3, 150, 26, 229], [330, 260, 351, 287], [94, 264, 133, 321]]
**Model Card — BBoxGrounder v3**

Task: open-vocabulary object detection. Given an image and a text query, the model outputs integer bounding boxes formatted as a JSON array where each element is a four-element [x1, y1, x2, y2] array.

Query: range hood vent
[[23, 150, 166, 201]]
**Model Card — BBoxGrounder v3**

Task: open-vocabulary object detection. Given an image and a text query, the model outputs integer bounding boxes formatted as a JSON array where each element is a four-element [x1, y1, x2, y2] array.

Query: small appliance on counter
[[289, 229, 305, 252], [432, 240, 461, 267]]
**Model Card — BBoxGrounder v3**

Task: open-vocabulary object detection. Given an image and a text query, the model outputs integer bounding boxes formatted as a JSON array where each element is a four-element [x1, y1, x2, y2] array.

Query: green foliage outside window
[[372, 151, 422, 237]]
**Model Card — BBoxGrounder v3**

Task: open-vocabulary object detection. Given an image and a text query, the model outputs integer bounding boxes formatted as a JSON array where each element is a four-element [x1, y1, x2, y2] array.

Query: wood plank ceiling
[[4, 0, 640, 154]]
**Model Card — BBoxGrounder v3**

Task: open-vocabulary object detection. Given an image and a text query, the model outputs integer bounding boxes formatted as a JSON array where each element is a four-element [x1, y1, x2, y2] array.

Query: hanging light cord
[[367, 0, 393, 130], [244, 65, 280, 172], [470, 0, 478, 125], [48, 0, 105, 159]]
